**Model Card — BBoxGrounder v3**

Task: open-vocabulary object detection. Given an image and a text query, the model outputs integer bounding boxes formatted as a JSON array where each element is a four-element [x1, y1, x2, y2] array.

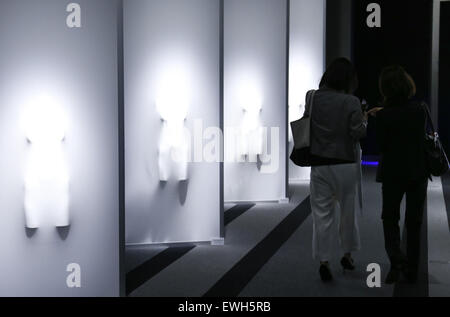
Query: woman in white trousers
[[311, 145, 363, 267], [305, 58, 368, 281]]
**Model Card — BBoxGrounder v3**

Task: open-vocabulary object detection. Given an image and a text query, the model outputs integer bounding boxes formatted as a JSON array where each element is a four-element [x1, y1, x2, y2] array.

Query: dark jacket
[[376, 100, 429, 183], [305, 87, 367, 164]]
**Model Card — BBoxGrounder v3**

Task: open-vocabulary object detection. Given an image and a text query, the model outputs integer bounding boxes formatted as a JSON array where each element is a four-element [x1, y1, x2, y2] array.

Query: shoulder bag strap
[[421, 102, 435, 134], [304, 90, 316, 117]]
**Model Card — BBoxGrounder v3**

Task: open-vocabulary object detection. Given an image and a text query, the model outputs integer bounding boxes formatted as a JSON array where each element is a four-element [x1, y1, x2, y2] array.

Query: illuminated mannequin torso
[[157, 97, 189, 182], [24, 100, 69, 228], [239, 102, 264, 159]]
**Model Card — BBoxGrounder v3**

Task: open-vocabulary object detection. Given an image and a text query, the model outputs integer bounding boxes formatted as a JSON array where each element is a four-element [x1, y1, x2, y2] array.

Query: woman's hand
[[367, 107, 384, 117]]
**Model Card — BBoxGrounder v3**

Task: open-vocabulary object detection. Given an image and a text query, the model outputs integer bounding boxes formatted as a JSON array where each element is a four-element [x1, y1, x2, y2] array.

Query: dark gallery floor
[[125, 167, 450, 297]]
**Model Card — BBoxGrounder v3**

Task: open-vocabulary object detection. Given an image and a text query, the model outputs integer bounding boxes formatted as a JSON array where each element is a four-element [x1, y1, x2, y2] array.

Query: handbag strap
[[421, 102, 436, 134], [305, 90, 316, 117], [422, 102, 450, 169]]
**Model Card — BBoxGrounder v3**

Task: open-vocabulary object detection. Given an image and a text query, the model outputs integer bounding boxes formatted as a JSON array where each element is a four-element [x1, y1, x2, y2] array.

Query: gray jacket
[[305, 87, 367, 163]]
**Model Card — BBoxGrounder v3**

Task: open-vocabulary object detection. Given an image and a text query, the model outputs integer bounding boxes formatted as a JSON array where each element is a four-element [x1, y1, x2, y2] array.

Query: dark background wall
[[353, 0, 433, 156], [439, 2, 450, 153], [326, 0, 354, 66]]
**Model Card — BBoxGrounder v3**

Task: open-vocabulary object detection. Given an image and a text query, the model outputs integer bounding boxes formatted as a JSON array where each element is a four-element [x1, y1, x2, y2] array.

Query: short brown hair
[[379, 65, 416, 107]]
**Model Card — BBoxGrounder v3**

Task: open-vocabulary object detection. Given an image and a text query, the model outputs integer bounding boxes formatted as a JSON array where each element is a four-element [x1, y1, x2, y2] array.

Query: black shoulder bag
[[289, 90, 315, 167]]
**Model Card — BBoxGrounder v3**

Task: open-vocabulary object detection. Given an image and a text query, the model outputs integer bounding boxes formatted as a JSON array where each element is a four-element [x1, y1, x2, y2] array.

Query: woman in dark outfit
[[374, 66, 430, 284]]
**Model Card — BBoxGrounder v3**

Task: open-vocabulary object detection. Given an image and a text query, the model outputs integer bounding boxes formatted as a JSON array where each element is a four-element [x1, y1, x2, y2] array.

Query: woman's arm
[[348, 96, 367, 140]]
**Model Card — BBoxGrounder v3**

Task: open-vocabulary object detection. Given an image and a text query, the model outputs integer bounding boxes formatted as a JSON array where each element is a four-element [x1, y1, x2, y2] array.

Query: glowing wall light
[[237, 81, 264, 160], [156, 66, 190, 181], [23, 95, 69, 228]]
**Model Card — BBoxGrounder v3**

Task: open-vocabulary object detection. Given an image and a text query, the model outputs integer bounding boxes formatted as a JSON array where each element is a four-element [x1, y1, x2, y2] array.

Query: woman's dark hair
[[379, 65, 416, 107], [319, 57, 358, 93]]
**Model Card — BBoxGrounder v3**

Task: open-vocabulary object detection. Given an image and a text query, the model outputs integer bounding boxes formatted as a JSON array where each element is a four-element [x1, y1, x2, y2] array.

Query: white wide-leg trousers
[[310, 163, 361, 261]]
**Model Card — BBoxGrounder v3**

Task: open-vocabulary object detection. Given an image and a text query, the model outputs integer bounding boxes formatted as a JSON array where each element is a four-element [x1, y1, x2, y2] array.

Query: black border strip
[[203, 197, 311, 297], [126, 245, 195, 296], [126, 202, 255, 296], [224, 204, 255, 226]]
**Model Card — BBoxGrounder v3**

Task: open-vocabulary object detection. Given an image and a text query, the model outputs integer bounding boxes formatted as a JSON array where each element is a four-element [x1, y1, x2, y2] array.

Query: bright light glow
[[238, 81, 263, 115], [24, 95, 67, 144], [156, 66, 190, 124], [156, 65, 190, 181], [289, 57, 316, 109], [23, 95, 69, 228], [288, 54, 322, 143]]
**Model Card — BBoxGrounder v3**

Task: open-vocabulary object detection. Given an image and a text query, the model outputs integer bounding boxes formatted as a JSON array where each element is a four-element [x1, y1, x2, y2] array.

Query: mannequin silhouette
[[24, 96, 69, 228], [156, 76, 190, 182], [238, 85, 264, 161]]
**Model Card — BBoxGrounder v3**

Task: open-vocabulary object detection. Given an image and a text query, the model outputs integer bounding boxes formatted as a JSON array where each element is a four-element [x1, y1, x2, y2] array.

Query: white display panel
[[124, 0, 221, 244], [289, 0, 326, 181], [0, 0, 120, 296], [224, 0, 288, 203]]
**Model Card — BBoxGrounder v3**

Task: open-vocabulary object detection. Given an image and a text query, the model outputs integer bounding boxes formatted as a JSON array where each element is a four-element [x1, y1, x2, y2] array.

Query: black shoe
[[319, 264, 333, 282], [340, 256, 355, 271], [385, 268, 401, 284]]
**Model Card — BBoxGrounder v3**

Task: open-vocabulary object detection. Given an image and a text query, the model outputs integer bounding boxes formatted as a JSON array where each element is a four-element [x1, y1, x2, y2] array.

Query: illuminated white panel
[[289, 0, 326, 181], [124, 0, 221, 244], [0, 0, 120, 296], [224, 0, 288, 203]]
